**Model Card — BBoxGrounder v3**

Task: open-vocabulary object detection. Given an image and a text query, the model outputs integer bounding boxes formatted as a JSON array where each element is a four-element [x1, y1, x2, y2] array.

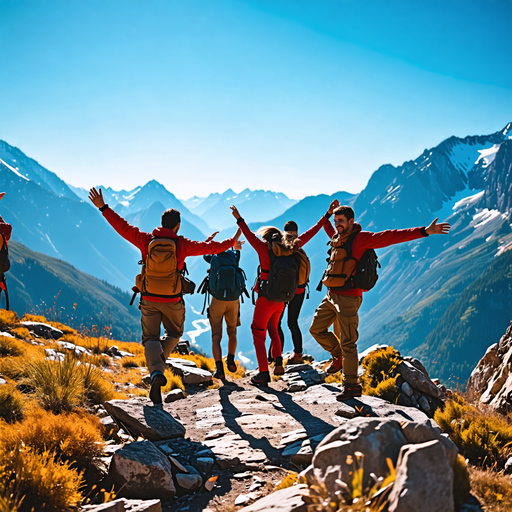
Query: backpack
[[295, 248, 311, 297], [0, 233, 10, 274], [317, 232, 381, 292], [258, 242, 300, 303], [198, 249, 249, 313], [135, 237, 182, 299]]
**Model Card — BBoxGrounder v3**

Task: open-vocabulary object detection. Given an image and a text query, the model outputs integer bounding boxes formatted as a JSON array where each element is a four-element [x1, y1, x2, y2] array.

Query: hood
[[152, 227, 178, 239]]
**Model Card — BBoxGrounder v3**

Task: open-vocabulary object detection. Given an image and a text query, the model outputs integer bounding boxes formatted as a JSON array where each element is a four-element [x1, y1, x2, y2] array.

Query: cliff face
[[467, 321, 512, 413]]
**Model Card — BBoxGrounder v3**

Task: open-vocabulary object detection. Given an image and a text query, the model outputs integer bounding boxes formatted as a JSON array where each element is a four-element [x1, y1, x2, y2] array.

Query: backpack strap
[[129, 286, 140, 306]]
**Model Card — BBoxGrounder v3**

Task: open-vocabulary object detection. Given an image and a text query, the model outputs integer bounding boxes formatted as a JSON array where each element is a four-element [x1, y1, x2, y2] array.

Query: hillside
[[5, 241, 140, 340]]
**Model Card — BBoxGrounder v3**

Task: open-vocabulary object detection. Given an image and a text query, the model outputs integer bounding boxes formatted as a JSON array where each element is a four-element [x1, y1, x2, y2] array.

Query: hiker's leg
[[160, 300, 186, 362], [224, 299, 239, 358], [332, 295, 363, 384], [333, 318, 341, 340], [270, 307, 285, 361], [269, 303, 285, 360], [309, 294, 341, 358], [287, 293, 305, 355], [208, 297, 224, 361], [251, 296, 278, 373], [141, 299, 166, 375]]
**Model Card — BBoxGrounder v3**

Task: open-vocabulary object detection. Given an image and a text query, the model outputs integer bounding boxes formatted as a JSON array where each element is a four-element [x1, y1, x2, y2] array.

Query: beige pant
[[140, 299, 185, 375], [208, 297, 240, 340], [309, 292, 363, 384]]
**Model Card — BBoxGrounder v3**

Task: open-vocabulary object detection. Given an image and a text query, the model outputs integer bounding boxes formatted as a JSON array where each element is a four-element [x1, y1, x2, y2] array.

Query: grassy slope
[[5, 241, 140, 341]]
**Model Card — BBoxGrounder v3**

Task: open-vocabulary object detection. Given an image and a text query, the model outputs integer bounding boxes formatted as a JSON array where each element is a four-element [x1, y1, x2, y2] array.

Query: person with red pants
[[231, 205, 298, 386], [268, 200, 339, 364]]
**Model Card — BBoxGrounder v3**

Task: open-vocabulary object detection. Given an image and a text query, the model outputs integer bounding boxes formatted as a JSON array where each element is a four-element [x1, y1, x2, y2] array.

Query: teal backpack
[[198, 249, 249, 313]]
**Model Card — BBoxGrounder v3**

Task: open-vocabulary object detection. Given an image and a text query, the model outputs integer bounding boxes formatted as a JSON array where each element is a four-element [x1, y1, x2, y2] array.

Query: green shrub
[[434, 397, 512, 467], [0, 385, 24, 423], [367, 376, 400, 403], [360, 346, 402, 388]]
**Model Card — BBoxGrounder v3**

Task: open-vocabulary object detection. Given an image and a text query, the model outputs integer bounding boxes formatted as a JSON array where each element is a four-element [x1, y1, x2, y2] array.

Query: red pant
[[251, 296, 285, 372]]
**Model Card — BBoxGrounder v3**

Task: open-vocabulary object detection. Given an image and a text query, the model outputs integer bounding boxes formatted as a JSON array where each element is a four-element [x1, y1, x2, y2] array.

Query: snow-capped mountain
[[187, 188, 298, 230], [0, 140, 79, 200]]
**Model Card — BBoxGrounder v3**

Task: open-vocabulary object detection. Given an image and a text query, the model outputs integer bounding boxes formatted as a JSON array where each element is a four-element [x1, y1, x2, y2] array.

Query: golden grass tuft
[[453, 454, 471, 509], [121, 356, 140, 368], [0, 384, 25, 423], [0, 406, 104, 466], [9, 327, 33, 340], [0, 446, 83, 511], [175, 353, 216, 371], [0, 310, 19, 328], [275, 471, 298, 491], [325, 372, 344, 384], [0, 336, 25, 358], [434, 396, 512, 467], [0, 357, 29, 381], [83, 353, 111, 368], [162, 369, 185, 392], [366, 376, 400, 403], [469, 465, 512, 511], [25, 356, 114, 413], [20, 314, 46, 323]]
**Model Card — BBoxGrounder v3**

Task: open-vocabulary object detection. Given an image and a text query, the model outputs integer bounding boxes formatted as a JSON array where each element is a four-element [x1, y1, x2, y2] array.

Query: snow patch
[[0, 157, 30, 181], [476, 144, 501, 168], [448, 141, 494, 173], [453, 190, 485, 211], [473, 209, 502, 228]]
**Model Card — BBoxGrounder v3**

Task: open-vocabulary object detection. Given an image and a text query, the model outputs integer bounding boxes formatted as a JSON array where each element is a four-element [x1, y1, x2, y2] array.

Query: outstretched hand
[[233, 227, 242, 242], [328, 199, 340, 215], [426, 218, 451, 236], [205, 231, 219, 242], [234, 240, 245, 250], [88, 187, 105, 209], [231, 205, 241, 220]]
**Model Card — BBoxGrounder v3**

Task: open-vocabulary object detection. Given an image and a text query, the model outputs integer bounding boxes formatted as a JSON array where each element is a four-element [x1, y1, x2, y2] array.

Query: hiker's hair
[[257, 226, 300, 251], [333, 205, 355, 221], [284, 220, 298, 233], [162, 208, 181, 230]]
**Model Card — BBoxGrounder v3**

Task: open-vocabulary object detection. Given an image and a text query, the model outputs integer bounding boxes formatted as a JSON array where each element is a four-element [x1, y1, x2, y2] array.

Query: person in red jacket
[[268, 211, 337, 364], [0, 192, 13, 306], [89, 187, 240, 404], [231, 201, 338, 386], [310, 201, 450, 401]]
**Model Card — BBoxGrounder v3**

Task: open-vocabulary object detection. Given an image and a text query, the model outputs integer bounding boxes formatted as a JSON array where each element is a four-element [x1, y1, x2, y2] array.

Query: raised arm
[[231, 205, 268, 256], [89, 187, 149, 251], [299, 212, 332, 246]]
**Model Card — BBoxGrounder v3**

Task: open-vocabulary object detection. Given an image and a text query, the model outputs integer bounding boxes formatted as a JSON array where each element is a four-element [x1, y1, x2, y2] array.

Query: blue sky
[[1, 0, 511, 199]]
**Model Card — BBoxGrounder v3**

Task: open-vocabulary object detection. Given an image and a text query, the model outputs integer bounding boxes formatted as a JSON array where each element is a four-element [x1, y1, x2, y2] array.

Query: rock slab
[[104, 398, 186, 441], [238, 484, 308, 512]]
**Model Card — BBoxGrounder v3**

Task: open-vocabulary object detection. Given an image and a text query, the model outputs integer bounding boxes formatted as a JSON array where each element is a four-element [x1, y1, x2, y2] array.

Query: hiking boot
[[273, 356, 285, 376], [250, 371, 271, 387], [336, 383, 362, 401], [214, 360, 225, 380], [286, 353, 304, 365], [149, 371, 167, 405], [326, 356, 343, 374], [226, 354, 237, 373]]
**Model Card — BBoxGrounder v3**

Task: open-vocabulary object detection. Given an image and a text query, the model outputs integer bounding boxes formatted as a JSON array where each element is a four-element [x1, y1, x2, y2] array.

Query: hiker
[[268, 209, 339, 364], [0, 192, 12, 309], [231, 201, 337, 386], [310, 201, 450, 401], [200, 239, 246, 379], [88, 187, 241, 404]]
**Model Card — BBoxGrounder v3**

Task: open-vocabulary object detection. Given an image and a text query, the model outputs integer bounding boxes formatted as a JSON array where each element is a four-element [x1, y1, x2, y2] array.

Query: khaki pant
[[140, 299, 185, 375], [208, 297, 240, 340], [309, 292, 362, 384]]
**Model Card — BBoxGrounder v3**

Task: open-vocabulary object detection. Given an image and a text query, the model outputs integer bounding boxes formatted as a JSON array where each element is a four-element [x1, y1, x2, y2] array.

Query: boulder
[[44, 348, 65, 361], [194, 457, 215, 475], [395, 361, 440, 398], [313, 418, 407, 494], [164, 389, 185, 403], [175, 473, 202, 491], [20, 321, 63, 339], [238, 484, 308, 512], [467, 343, 501, 393], [110, 441, 176, 500], [103, 398, 186, 441], [388, 440, 454, 512], [403, 356, 430, 378], [58, 341, 91, 356], [168, 361, 213, 385], [82, 499, 162, 512], [401, 381, 414, 397]]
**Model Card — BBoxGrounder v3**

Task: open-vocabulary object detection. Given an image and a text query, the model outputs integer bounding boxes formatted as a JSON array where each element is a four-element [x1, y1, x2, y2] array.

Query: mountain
[[0, 140, 79, 201], [189, 188, 298, 230], [99, 180, 210, 236], [5, 241, 140, 340], [180, 195, 207, 211]]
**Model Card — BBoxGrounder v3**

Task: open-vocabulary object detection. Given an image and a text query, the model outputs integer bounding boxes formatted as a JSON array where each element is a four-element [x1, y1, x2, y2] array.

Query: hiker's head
[[333, 205, 355, 235], [257, 226, 282, 243], [283, 220, 299, 243], [162, 208, 181, 233]]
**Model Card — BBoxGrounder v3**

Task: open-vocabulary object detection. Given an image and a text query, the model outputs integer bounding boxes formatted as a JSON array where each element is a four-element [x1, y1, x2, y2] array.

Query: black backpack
[[258, 246, 299, 303], [317, 232, 381, 292]]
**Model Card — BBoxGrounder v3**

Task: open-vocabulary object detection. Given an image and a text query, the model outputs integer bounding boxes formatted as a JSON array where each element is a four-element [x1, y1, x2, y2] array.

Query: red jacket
[[102, 207, 235, 302], [323, 221, 428, 296], [238, 214, 330, 293], [0, 216, 12, 241]]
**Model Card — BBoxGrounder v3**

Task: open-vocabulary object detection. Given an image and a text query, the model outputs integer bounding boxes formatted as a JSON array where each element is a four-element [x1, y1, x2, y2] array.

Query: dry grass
[[0, 384, 25, 423], [176, 353, 216, 371], [9, 327, 33, 340], [366, 376, 400, 404], [434, 396, 512, 468], [0, 310, 19, 328], [83, 353, 111, 368], [0, 336, 25, 358], [162, 369, 185, 392], [121, 356, 141, 368], [325, 371, 344, 384], [469, 465, 512, 512]]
